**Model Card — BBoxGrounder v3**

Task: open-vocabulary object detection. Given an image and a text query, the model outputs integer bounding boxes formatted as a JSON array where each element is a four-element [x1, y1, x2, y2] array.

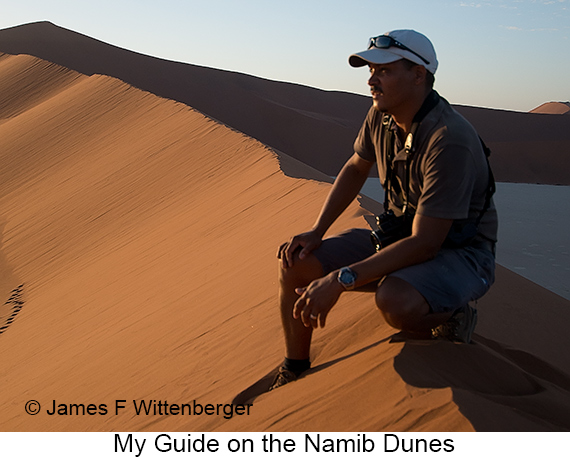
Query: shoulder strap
[[475, 137, 495, 227], [382, 115, 394, 212], [382, 90, 440, 214], [402, 91, 441, 214]]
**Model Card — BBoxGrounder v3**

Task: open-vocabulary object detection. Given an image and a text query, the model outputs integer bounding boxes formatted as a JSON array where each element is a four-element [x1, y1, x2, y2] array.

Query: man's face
[[368, 60, 418, 114]]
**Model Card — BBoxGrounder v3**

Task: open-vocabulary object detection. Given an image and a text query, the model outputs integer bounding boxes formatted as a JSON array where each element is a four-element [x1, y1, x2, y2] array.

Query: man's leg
[[375, 246, 494, 342], [269, 251, 324, 390], [375, 276, 452, 337], [278, 251, 324, 360], [272, 228, 376, 390]]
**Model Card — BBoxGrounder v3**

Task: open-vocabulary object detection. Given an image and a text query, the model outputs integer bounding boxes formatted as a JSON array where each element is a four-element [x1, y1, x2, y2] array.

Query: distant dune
[[1, 21, 569, 185], [452, 104, 570, 184], [530, 101, 570, 115], [0, 24, 569, 432]]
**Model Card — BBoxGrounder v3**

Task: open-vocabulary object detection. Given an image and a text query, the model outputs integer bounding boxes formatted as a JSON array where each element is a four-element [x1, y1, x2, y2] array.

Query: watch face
[[339, 268, 356, 286]]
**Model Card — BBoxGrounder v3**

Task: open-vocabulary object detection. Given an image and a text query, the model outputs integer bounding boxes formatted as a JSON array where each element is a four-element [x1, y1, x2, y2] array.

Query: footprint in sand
[[0, 284, 25, 335]]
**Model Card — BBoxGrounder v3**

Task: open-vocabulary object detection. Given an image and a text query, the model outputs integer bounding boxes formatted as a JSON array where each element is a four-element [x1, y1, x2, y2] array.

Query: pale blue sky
[[1, 0, 569, 111]]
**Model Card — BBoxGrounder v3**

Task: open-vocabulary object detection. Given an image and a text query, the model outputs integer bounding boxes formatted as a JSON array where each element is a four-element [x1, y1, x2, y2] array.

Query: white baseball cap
[[349, 29, 438, 75]]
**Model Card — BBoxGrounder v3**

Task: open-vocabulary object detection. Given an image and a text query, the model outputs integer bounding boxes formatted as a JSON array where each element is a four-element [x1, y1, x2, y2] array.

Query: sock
[[283, 357, 311, 376]]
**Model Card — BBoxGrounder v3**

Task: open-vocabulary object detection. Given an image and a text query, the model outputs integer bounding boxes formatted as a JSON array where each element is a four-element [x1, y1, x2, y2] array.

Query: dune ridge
[[0, 49, 569, 432], [0, 21, 368, 178], [1, 21, 569, 185]]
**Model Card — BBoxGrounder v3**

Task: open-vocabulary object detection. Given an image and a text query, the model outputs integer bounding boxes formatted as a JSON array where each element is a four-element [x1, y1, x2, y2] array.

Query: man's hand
[[276, 154, 374, 270], [277, 230, 323, 269], [293, 272, 344, 329]]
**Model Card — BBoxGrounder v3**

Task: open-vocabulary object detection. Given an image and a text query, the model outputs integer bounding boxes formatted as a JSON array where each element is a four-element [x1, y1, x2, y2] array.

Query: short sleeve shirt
[[354, 96, 498, 243]]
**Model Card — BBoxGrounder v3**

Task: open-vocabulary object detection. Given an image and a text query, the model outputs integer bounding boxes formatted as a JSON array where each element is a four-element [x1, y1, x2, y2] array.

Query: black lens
[[369, 35, 392, 49]]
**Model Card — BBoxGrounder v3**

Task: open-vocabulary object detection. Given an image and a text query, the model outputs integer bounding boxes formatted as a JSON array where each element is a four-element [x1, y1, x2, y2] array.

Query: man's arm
[[349, 213, 453, 288], [293, 213, 453, 328], [280, 153, 374, 268]]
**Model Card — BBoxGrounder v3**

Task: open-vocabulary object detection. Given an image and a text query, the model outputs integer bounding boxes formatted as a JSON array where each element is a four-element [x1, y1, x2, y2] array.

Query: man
[[272, 30, 497, 389]]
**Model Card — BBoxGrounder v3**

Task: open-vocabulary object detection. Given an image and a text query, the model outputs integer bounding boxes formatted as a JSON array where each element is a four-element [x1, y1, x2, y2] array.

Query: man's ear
[[413, 64, 427, 86]]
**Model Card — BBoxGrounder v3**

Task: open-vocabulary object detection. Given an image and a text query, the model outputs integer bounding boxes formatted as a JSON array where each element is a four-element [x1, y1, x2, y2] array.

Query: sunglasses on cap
[[367, 35, 430, 66]]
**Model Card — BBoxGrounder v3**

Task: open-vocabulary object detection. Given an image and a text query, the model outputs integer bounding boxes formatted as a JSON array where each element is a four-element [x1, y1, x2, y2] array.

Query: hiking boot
[[269, 367, 298, 391], [431, 305, 478, 344]]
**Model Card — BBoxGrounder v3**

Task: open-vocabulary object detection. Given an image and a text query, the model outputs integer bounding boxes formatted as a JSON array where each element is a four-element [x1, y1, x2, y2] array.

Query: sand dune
[[0, 52, 372, 431], [0, 35, 569, 432], [530, 101, 570, 115], [1, 21, 569, 185], [0, 21, 368, 178], [452, 105, 570, 185]]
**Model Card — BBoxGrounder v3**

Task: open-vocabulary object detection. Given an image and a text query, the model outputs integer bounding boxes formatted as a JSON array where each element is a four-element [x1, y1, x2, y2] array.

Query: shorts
[[312, 228, 495, 314]]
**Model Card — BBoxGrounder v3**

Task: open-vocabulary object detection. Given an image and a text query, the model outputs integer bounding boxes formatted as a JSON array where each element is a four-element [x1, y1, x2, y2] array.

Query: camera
[[370, 210, 413, 251]]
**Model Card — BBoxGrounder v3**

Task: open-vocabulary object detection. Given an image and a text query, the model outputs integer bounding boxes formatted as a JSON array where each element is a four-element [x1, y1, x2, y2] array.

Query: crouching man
[[272, 29, 497, 390]]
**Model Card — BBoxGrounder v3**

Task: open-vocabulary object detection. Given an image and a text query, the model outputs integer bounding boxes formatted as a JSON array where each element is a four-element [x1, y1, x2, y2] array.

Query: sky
[[1, 0, 569, 112]]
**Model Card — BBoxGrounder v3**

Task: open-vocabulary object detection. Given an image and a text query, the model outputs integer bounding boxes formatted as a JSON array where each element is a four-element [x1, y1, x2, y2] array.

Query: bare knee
[[278, 251, 324, 290], [277, 252, 324, 320], [375, 277, 429, 331]]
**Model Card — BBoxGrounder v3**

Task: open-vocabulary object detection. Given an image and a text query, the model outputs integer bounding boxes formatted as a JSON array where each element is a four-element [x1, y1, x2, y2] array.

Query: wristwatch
[[337, 267, 358, 291]]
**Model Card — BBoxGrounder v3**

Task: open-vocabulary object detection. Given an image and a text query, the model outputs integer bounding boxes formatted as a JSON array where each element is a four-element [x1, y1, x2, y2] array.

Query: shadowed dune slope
[[0, 53, 569, 432], [1, 21, 569, 184], [452, 105, 570, 185]]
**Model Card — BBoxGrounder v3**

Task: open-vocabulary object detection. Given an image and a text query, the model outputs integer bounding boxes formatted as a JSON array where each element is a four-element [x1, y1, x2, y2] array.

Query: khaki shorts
[[313, 228, 495, 314]]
